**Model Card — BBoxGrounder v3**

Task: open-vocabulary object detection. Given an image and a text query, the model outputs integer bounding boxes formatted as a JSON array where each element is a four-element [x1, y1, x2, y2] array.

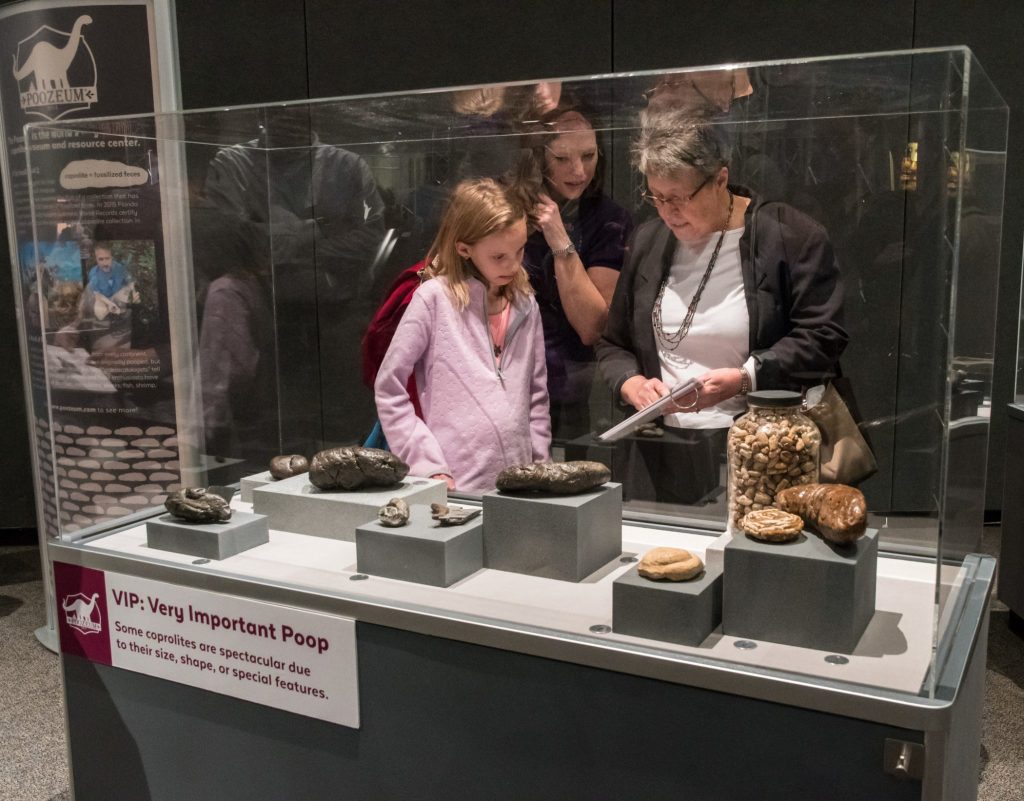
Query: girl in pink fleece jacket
[[374, 179, 551, 493]]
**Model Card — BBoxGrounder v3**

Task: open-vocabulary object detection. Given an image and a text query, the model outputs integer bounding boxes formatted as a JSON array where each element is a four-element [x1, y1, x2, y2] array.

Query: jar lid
[[746, 390, 803, 407]]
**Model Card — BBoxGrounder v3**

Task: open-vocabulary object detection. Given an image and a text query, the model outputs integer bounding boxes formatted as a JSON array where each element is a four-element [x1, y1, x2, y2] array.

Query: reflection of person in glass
[[642, 68, 752, 117], [203, 112, 387, 447], [596, 112, 847, 501], [515, 106, 633, 441], [375, 179, 550, 493], [198, 228, 277, 465], [530, 81, 562, 116]]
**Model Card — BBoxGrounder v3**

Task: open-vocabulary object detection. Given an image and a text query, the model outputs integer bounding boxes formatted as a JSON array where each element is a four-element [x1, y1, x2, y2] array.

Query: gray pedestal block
[[240, 470, 274, 503], [252, 473, 446, 542], [613, 563, 723, 646], [146, 512, 270, 560], [723, 528, 878, 653], [356, 505, 483, 587], [481, 483, 622, 582]]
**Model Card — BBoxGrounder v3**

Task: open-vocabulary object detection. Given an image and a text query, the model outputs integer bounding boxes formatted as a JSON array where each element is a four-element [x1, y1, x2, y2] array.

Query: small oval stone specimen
[[776, 483, 867, 544], [308, 446, 410, 491], [495, 461, 611, 495], [430, 502, 481, 526], [269, 454, 309, 480], [740, 508, 803, 542], [638, 547, 704, 581], [378, 497, 410, 527], [165, 487, 232, 524]]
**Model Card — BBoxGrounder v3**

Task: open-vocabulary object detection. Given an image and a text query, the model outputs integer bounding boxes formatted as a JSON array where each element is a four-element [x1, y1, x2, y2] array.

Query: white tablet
[[595, 379, 703, 442]]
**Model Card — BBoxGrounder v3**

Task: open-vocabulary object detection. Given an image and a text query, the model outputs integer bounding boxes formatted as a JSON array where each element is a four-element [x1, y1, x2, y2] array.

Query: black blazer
[[596, 187, 848, 397]]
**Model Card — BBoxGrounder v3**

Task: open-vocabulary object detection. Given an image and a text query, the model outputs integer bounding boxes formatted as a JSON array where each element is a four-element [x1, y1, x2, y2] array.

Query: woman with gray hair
[[595, 111, 847, 503]]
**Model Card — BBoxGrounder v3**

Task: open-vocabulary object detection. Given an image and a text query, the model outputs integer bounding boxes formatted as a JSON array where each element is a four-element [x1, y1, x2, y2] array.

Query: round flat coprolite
[[349, 574, 369, 581], [589, 624, 611, 634], [619, 556, 638, 563], [825, 654, 850, 665], [191, 558, 210, 565], [734, 640, 758, 650]]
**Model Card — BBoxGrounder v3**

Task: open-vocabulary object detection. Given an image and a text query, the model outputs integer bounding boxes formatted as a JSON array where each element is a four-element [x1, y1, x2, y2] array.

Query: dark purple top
[[524, 193, 633, 404]]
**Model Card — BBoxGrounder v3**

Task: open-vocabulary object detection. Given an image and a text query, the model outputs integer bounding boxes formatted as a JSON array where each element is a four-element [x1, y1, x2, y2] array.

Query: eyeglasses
[[642, 174, 714, 212]]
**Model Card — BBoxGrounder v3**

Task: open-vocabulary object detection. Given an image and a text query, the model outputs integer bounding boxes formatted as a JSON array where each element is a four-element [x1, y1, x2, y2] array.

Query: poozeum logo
[[61, 591, 103, 635], [11, 14, 97, 120]]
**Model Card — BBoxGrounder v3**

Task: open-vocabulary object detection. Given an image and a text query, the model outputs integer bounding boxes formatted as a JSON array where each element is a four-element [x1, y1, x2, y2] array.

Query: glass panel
[[16, 47, 1007, 695]]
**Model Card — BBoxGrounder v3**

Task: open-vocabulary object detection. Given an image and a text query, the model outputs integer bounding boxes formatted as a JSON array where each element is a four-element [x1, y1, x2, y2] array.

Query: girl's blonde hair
[[426, 178, 533, 310]]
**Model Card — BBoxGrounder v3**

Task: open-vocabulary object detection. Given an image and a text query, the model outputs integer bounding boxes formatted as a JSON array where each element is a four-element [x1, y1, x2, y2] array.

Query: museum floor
[[1, 528, 1022, 801]]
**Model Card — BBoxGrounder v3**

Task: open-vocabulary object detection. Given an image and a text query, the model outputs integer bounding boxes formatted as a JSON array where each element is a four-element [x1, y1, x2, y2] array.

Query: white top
[[657, 228, 756, 429]]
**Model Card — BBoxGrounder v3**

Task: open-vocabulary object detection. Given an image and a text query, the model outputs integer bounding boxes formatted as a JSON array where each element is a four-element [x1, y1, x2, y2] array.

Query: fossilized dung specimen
[[637, 547, 704, 581], [309, 447, 410, 491], [378, 497, 410, 527], [740, 508, 804, 543], [430, 503, 482, 526], [165, 487, 232, 524], [269, 454, 309, 480], [495, 461, 611, 495], [776, 483, 867, 545]]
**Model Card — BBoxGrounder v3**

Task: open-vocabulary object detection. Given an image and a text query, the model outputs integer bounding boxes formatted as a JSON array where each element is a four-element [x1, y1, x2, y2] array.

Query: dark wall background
[[2, 0, 1021, 533]]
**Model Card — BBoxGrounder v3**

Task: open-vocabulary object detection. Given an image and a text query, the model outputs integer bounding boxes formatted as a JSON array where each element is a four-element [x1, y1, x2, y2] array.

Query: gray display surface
[[481, 483, 622, 581], [723, 528, 879, 653], [613, 563, 723, 646], [356, 505, 483, 587], [146, 512, 270, 560], [240, 470, 275, 503], [252, 473, 446, 542]]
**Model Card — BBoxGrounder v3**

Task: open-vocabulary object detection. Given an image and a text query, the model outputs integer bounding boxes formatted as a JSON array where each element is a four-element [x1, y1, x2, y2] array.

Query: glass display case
[[13, 46, 1007, 799]]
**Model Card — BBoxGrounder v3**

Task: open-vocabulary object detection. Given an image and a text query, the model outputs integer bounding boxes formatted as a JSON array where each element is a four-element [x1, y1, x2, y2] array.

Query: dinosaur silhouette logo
[[62, 591, 102, 635], [11, 15, 97, 121]]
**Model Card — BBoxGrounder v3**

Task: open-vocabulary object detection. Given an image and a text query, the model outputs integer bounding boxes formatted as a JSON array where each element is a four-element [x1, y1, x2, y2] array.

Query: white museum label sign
[[54, 561, 360, 727]]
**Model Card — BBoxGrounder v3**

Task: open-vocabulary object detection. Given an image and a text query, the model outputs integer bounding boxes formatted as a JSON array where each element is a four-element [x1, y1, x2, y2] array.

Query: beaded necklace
[[652, 191, 734, 351]]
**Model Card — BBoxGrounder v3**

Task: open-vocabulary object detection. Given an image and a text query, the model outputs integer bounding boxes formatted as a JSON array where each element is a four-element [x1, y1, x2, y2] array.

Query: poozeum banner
[[54, 560, 361, 726], [0, 1, 182, 542]]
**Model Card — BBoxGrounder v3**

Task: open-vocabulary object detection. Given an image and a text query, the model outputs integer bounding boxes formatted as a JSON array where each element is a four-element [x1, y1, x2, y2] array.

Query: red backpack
[[360, 259, 432, 417]]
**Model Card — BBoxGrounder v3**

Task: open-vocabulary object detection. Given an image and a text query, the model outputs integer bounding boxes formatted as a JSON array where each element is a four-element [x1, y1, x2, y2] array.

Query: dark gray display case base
[[613, 563, 723, 645], [146, 512, 270, 560], [723, 528, 878, 653], [481, 483, 622, 581], [51, 539, 995, 801], [60, 623, 925, 801], [356, 506, 482, 587], [252, 474, 446, 542]]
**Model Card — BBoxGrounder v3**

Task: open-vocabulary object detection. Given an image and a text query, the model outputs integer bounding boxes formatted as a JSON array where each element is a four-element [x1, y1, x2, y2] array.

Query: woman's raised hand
[[534, 193, 571, 251]]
